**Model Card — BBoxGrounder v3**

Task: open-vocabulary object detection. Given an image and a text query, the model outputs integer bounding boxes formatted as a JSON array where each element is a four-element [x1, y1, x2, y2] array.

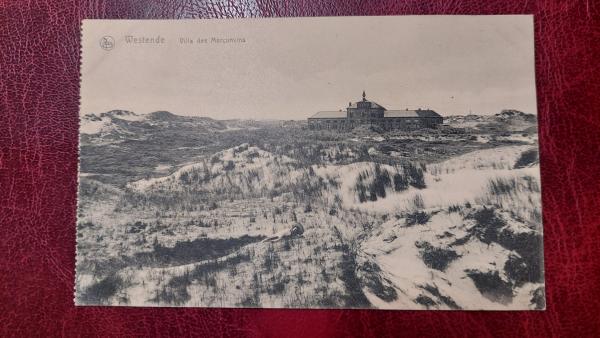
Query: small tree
[[393, 173, 409, 191]]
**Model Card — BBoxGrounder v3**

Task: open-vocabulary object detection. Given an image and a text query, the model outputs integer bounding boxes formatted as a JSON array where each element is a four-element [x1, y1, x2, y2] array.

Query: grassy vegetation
[[151, 273, 192, 305], [465, 270, 514, 305], [79, 274, 126, 305], [80, 117, 531, 187], [486, 176, 540, 196], [405, 211, 430, 226], [151, 251, 253, 306], [414, 294, 437, 308], [420, 284, 460, 309], [415, 241, 460, 271], [466, 206, 544, 287], [468, 207, 507, 244], [514, 148, 539, 169], [77, 113, 542, 308], [358, 260, 398, 302], [354, 162, 426, 203], [338, 244, 371, 308], [136, 235, 265, 267]]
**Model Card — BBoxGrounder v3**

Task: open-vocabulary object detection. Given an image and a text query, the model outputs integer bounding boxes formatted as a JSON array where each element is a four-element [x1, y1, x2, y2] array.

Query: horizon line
[[83, 108, 538, 120]]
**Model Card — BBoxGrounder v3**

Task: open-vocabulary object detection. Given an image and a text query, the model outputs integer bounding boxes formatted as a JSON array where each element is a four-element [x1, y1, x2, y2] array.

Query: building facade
[[308, 91, 443, 130]]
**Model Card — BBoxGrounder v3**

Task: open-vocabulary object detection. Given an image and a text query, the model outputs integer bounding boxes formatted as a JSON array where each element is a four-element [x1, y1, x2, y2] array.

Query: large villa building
[[308, 91, 443, 130]]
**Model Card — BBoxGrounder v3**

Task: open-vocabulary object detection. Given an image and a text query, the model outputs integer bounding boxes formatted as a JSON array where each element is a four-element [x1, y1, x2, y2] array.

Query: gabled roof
[[415, 109, 442, 118], [385, 109, 441, 118], [309, 111, 347, 119], [348, 100, 386, 110], [384, 110, 419, 118]]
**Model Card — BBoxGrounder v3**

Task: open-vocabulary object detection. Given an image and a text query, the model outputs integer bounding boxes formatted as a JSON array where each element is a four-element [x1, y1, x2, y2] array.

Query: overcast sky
[[81, 16, 537, 119]]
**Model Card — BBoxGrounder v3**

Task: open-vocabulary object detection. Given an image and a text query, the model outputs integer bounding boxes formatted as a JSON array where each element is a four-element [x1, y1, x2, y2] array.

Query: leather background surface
[[1, 0, 599, 336]]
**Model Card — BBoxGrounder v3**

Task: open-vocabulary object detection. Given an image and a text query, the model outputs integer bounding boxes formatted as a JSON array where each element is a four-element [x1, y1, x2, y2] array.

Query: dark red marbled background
[[1, 0, 599, 336]]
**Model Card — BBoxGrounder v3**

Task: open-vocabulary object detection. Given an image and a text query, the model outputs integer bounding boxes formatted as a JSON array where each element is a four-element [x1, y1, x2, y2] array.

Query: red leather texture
[[1, 0, 599, 336]]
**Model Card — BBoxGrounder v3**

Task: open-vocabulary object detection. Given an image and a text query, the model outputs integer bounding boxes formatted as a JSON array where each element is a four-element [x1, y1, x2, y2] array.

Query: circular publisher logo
[[100, 36, 115, 50]]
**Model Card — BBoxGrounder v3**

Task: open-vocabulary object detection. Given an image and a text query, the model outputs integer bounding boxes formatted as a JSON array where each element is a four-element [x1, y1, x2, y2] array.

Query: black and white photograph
[[76, 16, 544, 309]]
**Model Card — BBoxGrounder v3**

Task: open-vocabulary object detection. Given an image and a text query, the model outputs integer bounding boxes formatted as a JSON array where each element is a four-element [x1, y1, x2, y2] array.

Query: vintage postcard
[[76, 16, 544, 309]]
